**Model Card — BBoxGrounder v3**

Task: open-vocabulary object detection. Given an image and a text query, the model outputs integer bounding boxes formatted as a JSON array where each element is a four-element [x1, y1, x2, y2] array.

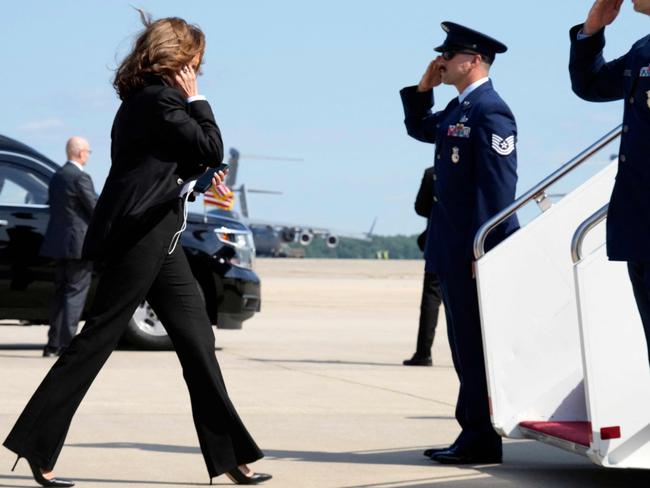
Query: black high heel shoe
[[212, 467, 272, 485], [11, 455, 75, 487]]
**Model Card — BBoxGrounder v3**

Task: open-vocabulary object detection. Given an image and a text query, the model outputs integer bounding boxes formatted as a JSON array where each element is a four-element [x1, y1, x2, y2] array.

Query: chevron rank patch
[[491, 134, 515, 156]]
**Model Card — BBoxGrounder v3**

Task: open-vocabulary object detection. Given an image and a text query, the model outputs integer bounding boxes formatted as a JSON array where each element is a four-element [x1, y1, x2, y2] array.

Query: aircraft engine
[[299, 231, 313, 246], [281, 227, 297, 243], [325, 234, 339, 249]]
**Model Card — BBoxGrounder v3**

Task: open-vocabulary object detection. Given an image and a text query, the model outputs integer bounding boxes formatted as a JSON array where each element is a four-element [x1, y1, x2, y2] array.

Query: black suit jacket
[[415, 166, 434, 252], [41, 162, 97, 259], [83, 76, 223, 260]]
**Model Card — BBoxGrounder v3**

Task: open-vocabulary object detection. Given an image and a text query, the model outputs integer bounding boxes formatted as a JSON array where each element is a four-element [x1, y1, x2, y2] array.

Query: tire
[[122, 282, 207, 351], [123, 300, 174, 350]]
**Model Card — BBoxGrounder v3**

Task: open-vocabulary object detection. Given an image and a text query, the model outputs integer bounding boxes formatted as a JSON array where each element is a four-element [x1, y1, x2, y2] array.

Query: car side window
[[0, 160, 49, 205]]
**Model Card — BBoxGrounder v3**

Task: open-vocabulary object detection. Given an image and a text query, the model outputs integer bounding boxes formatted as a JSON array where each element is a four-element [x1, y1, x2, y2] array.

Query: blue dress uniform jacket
[[400, 82, 519, 275], [401, 81, 518, 453], [569, 24, 650, 261]]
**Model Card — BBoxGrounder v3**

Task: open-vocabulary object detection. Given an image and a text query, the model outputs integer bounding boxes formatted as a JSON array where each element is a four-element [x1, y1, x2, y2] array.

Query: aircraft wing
[[246, 219, 339, 247], [246, 217, 376, 247]]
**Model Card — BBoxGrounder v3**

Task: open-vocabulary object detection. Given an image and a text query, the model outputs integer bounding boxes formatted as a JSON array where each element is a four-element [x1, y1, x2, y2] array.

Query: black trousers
[[3, 202, 263, 477], [46, 259, 92, 350], [626, 261, 650, 366], [414, 272, 442, 357], [439, 267, 501, 454]]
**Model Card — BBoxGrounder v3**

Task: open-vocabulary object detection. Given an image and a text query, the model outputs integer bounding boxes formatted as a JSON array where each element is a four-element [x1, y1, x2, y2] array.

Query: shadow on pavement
[[249, 358, 426, 367], [69, 441, 451, 466], [0, 474, 205, 486], [0, 344, 42, 350], [0, 343, 222, 353], [67, 440, 650, 487], [69, 442, 200, 454]]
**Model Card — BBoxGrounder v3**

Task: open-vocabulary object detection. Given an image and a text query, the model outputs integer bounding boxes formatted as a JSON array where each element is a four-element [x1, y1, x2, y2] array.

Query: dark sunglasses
[[441, 50, 481, 61]]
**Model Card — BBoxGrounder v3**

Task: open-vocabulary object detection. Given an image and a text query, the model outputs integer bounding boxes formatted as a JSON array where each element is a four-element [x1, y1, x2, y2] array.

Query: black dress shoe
[[423, 444, 454, 458], [42, 347, 59, 358], [11, 456, 75, 487], [403, 354, 432, 366], [219, 467, 272, 485], [431, 445, 502, 464]]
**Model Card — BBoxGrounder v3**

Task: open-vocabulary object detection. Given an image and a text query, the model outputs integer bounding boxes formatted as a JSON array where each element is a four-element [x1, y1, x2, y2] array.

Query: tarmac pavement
[[0, 258, 649, 487]]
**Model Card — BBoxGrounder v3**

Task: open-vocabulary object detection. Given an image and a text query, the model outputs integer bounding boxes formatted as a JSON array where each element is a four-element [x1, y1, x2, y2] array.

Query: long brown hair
[[113, 11, 205, 100]]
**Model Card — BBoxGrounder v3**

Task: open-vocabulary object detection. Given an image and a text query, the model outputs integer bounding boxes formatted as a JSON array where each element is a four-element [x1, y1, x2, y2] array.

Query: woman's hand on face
[[172, 65, 199, 98]]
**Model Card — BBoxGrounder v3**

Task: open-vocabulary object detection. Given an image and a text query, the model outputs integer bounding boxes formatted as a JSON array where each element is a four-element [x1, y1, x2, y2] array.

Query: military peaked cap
[[434, 21, 507, 61]]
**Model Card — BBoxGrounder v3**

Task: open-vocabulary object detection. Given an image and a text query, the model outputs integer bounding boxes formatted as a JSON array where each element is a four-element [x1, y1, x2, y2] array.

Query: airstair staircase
[[474, 125, 650, 469]]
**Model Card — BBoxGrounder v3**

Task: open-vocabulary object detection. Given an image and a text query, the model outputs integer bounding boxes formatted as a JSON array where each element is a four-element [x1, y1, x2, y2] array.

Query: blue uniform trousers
[[626, 262, 650, 366], [439, 266, 502, 453]]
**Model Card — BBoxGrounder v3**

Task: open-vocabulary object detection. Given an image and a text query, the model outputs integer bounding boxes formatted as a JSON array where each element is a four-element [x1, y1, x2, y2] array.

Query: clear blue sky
[[2, 1, 648, 235]]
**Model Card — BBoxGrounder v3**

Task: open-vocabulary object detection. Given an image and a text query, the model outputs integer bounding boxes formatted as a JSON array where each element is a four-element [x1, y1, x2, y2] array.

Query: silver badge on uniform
[[459, 114, 469, 123], [640, 65, 650, 77], [451, 146, 460, 164]]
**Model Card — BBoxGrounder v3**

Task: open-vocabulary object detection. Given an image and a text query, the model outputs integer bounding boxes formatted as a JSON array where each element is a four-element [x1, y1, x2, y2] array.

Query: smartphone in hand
[[193, 162, 229, 193]]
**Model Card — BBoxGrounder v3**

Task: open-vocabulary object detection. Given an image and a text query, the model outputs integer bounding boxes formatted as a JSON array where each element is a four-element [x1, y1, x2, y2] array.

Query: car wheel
[[122, 282, 207, 350], [123, 300, 174, 350]]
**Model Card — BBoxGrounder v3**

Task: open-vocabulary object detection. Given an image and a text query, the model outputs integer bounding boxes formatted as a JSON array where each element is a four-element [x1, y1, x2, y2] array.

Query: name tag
[[640, 65, 650, 77], [447, 123, 471, 138]]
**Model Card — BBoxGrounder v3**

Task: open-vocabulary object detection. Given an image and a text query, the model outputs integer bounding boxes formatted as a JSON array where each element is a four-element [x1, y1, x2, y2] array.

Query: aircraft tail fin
[[366, 217, 377, 239]]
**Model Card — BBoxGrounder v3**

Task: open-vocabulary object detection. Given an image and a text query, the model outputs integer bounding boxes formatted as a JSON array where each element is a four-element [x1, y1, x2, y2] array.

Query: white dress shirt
[[458, 77, 490, 103]]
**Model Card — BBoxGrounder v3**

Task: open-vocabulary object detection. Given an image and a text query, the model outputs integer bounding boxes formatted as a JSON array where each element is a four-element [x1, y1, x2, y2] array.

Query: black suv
[[0, 134, 261, 349]]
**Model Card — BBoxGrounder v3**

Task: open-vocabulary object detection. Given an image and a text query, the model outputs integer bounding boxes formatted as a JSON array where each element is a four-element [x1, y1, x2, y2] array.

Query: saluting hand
[[417, 57, 444, 92], [583, 0, 624, 35], [169, 65, 199, 98]]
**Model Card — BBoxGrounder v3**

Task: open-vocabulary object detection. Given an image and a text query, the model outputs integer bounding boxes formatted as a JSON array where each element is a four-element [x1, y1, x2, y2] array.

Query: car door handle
[[0, 220, 8, 226]]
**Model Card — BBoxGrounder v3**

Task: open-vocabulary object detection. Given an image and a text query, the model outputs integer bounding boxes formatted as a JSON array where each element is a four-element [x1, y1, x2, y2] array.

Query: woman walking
[[4, 13, 271, 487]]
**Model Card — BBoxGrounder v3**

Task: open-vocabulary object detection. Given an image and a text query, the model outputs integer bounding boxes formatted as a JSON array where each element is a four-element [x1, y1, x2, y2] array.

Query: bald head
[[65, 136, 91, 165]]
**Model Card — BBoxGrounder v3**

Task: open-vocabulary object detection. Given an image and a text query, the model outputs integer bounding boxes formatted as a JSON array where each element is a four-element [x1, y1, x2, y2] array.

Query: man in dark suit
[[40, 136, 97, 357], [403, 166, 442, 367], [401, 22, 519, 464], [569, 0, 650, 365]]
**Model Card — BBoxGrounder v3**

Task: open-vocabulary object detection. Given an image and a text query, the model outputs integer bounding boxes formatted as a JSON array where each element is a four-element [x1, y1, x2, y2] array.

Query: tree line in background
[[290, 234, 423, 259]]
